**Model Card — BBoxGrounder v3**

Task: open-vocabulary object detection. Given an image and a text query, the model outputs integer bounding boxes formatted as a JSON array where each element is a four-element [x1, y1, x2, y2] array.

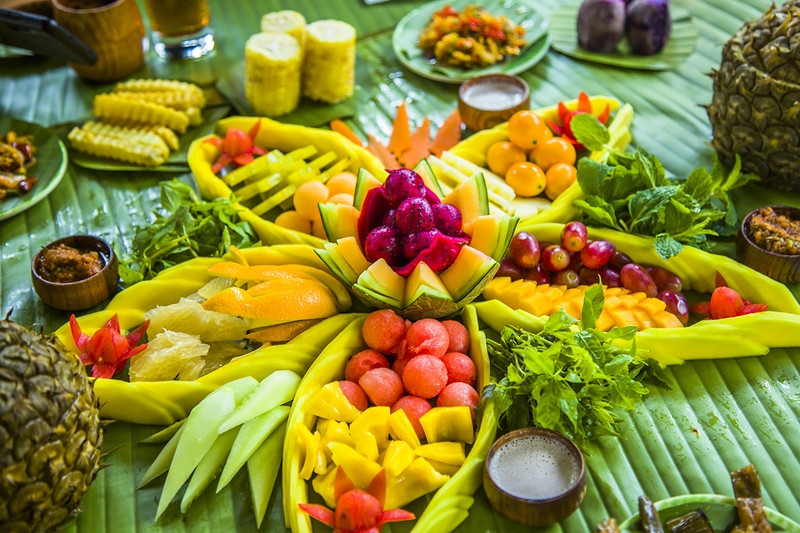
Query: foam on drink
[[488, 435, 580, 500]]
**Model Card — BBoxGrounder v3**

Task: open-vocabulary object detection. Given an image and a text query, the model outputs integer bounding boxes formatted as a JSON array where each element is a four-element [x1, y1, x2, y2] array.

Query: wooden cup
[[52, 0, 145, 82]]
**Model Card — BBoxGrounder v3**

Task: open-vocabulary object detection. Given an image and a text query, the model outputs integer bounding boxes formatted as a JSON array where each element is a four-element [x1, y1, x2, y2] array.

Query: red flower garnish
[[548, 92, 611, 150], [204, 119, 267, 174], [70, 314, 150, 378]]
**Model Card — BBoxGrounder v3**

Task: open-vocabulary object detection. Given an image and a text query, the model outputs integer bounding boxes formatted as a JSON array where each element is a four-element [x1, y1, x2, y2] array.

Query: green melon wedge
[[218, 370, 301, 433], [138, 424, 186, 489], [180, 427, 240, 513], [413, 158, 446, 198], [248, 422, 287, 528], [216, 405, 291, 492], [354, 167, 382, 210], [139, 419, 185, 444], [155, 377, 258, 520]]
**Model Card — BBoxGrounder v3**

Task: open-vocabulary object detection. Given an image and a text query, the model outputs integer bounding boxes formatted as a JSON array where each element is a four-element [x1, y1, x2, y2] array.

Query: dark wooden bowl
[[458, 74, 530, 132], [736, 205, 800, 284], [31, 235, 119, 311], [483, 427, 587, 527]]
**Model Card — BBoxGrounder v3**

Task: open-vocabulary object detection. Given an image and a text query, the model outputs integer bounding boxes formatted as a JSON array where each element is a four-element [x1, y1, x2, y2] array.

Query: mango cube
[[388, 409, 421, 448], [382, 440, 415, 477], [415, 441, 466, 465], [419, 406, 474, 444], [305, 382, 360, 423]]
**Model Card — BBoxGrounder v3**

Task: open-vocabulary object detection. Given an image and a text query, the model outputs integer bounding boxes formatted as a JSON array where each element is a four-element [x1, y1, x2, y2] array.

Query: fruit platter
[[3, 0, 800, 533]]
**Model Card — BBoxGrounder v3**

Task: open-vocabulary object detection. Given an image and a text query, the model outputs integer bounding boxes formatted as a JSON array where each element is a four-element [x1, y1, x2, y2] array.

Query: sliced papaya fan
[[53, 245, 358, 426], [478, 223, 800, 366], [189, 116, 386, 247]]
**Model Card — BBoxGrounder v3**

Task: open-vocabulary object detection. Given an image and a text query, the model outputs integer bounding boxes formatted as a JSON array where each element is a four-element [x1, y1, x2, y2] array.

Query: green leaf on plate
[[548, 2, 698, 70]]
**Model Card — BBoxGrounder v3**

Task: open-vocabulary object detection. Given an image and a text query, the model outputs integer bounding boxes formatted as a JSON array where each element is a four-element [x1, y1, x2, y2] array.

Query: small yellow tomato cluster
[[275, 172, 357, 237], [486, 110, 578, 200]]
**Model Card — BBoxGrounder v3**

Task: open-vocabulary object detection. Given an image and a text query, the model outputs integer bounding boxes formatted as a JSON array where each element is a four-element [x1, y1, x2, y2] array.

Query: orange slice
[[202, 278, 338, 321]]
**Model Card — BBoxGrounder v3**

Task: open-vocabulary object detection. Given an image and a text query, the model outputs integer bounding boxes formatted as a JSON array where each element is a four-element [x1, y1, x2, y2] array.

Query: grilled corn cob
[[244, 32, 303, 117], [113, 79, 206, 108], [68, 121, 170, 167], [261, 10, 306, 50], [93, 93, 190, 133], [302, 20, 356, 104]]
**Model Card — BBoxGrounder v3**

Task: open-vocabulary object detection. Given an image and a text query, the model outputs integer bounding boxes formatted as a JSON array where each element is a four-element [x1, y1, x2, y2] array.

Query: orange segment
[[202, 278, 338, 321], [245, 318, 322, 343], [207, 262, 317, 282]]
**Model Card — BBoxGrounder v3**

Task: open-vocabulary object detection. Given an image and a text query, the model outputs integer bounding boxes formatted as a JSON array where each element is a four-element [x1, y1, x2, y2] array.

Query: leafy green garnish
[[118, 179, 260, 284], [569, 115, 758, 259], [483, 284, 670, 449]]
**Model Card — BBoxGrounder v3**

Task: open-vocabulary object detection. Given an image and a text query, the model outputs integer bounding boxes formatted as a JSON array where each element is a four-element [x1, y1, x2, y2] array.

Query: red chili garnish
[[203, 119, 267, 174], [70, 314, 150, 378], [549, 92, 611, 150]]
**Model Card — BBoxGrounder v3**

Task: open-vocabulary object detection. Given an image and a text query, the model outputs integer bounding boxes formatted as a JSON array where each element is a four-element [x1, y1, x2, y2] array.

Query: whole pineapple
[[707, 1, 800, 190], [0, 317, 103, 532]]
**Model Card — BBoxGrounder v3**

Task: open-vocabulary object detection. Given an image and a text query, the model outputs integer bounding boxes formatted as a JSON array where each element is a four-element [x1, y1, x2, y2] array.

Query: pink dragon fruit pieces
[[358, 187, 390, 248], [395, 197, 434, 235], [432, 203, 463, 236], [395, 232, 469, 276], [402, 229, 441, 262], [365, 225, 401, 265], [384, 168, 426, 207]]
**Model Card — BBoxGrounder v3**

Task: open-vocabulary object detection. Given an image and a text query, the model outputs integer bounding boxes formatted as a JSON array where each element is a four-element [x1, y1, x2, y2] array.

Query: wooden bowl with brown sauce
[[32, 235, 119, 311], [736, 205, 800, 284]]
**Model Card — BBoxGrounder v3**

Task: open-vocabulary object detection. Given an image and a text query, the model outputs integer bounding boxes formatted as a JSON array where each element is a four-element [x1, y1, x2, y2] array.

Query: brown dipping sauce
[[749, 206, 800, 255], [37, 243, 105, 283]]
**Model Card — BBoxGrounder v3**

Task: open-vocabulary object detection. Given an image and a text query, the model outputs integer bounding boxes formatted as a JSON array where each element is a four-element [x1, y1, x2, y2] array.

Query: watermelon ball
[[441, 320, 469, 353], [392, 355, 412, 378], [345, 349, 389, 383], [362, 310, 407, 354], [437, 382, 480, 420], [441, 352, 476, 386], [402, 355, 448, 399], [358, 368, 404, 407], [338, 380, 368, 411], [391, 396, 432, 440], [405, 319, 450, 358]]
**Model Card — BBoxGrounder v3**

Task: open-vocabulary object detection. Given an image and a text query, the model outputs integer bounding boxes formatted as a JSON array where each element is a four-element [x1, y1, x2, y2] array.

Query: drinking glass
[[142, 0, 214, 59], [52, 0, 145, 81]]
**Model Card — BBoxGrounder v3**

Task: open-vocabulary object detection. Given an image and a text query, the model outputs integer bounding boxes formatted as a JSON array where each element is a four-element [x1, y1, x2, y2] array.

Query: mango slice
[[202, 278, 337, 321]]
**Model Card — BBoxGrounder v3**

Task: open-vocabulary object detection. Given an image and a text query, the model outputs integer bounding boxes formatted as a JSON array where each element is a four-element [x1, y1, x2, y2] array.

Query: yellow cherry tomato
[[545, 163, 578, 200], [507, 110, 553, 151], [505, 162, 546, 197], [486, 141, 527, 176], [530, 138, 576, 172]]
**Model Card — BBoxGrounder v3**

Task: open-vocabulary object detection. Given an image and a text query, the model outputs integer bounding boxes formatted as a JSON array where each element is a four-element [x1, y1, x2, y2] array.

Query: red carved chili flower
[[204, 119, 267, 174], [549, 92, 611, 150], [70, 314, 150, 378]]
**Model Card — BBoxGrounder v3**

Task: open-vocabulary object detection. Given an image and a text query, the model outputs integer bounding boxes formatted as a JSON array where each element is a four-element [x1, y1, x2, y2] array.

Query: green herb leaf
[[654, 233, 684, 259], [569, 113, 609, 152], [581, 283, 605, 330]]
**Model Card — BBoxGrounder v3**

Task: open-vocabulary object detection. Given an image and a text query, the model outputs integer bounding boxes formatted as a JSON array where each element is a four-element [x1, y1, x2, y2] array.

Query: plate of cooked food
[[0, 116, 67, 222], [393, 0, 551, 83]]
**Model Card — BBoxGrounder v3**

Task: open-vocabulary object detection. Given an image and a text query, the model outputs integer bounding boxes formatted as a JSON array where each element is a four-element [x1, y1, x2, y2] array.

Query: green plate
[[215, 55, 376, 127], [0, 116, 67, 222], [65, 105, 230, 172], [392, 0, 551, 84], [549, 3, 698, 71], [619, 494, 800, 532]]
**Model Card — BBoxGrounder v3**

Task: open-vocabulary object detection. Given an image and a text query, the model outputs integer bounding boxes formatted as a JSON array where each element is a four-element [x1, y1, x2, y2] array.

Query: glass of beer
[[143, 0, 214, 59]]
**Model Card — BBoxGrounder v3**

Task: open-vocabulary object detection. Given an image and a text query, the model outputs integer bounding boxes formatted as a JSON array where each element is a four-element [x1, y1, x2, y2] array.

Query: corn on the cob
[[260, 10, 306, 51], [244, 32, 303, 117], [113, 78, 206, 108], [68, 121, 170, 167], [93, 93, 190, 133], [302, 20, 356, 104], [112, 90, 204, 111]]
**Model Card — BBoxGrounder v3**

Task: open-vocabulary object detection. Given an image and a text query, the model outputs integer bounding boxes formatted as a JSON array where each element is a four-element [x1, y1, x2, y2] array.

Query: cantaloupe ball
[[441, 320, 469, 353], [339, 380, 368, 411], [405, 319, 449, 358], [311, 220, 327, 239], [358, 368, 404, 407], [441, 352, 476, 386], [328, 193, 355, 206], [391, 395, 432, 439], [294, 180, 329, 220], [274, 210, 312, 234], [437, 382, 479, 420], [326, 172, 357, 197], [402, 355, 448, 399], [362, 310, 407, 354], [345, 349, 389, 383]]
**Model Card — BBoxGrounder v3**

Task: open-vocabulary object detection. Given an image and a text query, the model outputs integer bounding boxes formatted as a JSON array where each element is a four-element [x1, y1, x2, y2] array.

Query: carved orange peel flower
[[548, 92, 611, 150], [69, 314, 150, 378], [299, 468, 415, 533], [204, 119, 267, 173]]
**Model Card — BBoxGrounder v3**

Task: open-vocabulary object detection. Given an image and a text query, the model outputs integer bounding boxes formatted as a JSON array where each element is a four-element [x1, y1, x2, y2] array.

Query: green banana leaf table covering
[[2, 0, 800, 531]]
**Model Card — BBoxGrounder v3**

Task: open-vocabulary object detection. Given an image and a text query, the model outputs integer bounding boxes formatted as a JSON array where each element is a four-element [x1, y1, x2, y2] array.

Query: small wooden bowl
[[484, 427, 587, 527], [31, 235, 119, 311], [736, 205, 800, 284], [458, 74, 530, 132]]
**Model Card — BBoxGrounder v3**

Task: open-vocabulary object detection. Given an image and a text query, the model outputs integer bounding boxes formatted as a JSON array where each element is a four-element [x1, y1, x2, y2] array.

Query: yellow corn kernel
[[67, 122, 169, 167], [261, 10, 306, 50], [93, 93, 189, 133], [245, 32, 303, 117], [302, 20, 356, 104]]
